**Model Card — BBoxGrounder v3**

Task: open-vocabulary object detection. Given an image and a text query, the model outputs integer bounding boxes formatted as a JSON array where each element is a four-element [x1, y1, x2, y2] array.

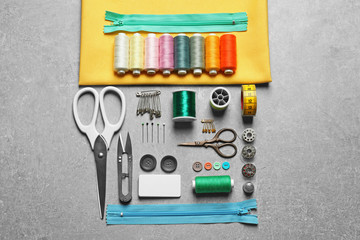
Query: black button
[[140, 154, 157, 172], [160, 155, 177, 173]]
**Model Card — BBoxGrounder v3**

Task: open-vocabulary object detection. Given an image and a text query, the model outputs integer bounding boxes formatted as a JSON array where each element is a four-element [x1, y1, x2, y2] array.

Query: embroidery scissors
[[73, 87, 126, 219], [178, 128, 238, 158]]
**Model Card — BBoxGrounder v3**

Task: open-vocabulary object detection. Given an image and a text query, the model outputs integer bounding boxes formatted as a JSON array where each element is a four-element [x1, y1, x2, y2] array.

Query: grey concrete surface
[[1, 0, 360, 239]]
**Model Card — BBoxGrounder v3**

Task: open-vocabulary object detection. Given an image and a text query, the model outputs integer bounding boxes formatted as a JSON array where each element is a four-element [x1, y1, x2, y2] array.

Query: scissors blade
[[178, 142, 198, 146], [93, 135, 107, 220], [118, 134, 124, 156], [125, 132, 132, 155]]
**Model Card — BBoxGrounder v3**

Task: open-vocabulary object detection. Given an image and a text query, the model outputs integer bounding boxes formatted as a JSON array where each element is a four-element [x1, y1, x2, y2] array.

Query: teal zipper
[[106, 199, 258, 225], [104, 11, 248, 33]]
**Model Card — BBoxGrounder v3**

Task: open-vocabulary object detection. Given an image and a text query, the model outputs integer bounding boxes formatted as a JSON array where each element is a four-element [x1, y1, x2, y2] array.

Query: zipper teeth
[[118, 20, 246, 26], [108, 210, 245, 217]]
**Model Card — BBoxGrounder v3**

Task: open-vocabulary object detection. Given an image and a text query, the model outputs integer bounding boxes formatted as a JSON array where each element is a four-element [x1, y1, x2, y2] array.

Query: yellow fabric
[[79, 0, 271, 85]]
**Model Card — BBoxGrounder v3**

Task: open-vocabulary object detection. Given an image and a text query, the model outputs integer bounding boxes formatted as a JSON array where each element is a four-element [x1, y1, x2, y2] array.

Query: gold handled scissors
[[178, 128, 238, 158]]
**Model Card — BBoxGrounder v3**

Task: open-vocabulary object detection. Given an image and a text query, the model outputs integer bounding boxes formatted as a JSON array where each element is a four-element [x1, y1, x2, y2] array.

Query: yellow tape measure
[[241, 85, 257, 116]]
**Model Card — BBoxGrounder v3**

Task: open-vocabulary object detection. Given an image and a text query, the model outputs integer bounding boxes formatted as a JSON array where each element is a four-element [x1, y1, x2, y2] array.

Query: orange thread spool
[[205, 34, 220, 76], [220, 34, 237, 75]]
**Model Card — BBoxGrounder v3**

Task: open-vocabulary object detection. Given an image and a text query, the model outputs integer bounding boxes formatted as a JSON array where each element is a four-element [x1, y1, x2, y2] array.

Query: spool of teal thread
[[172, 90, 196, 122], [174, 34, 190, 75], [192, 175, 234, 193]]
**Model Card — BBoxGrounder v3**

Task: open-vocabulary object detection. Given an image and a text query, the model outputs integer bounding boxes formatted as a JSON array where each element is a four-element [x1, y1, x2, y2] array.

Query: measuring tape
[[241, 85, 257, 116]]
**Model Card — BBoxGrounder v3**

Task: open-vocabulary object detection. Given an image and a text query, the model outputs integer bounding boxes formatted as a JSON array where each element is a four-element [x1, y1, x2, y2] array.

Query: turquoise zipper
[[106, 199, 258, 225], [104, 11, 248, 33]]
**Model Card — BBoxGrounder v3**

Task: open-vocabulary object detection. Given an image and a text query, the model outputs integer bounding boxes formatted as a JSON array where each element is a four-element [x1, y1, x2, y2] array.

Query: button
[[241, 145, 256, 159], [140, 154, 157, 172], [204, 162, 212, 171], [242, 128, 256, 143], [222, 161, 230, 170], [192, 162, 202, 172], [243, 182, 255, 194], [161, 155, 177, 173], [242, 163, 256, 178], [213, 162, 221, 170]]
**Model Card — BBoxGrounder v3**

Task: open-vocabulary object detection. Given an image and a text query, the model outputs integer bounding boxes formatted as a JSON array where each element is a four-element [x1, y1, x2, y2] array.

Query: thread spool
[[209, 87, 231, 110], [220, 34, 237, 75], [172, 90, 196, 122], [145, 33, 159, 75], [205, 34, 220, 76], [114, 33, 129, 75], [190, 34, 205, 76], [129, 33, 144, 76], [192, 175, 234, 194], [159, 34, 174, 76], [174, 34, 190, 76]]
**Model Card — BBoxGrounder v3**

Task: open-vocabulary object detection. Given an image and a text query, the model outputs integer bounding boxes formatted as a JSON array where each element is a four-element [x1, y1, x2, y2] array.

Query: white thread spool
[[114, 33, 129, 75]]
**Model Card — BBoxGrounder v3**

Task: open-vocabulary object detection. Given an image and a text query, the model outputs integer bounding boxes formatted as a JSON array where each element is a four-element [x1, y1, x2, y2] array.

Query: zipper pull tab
[[113, 20, 123, 26], [238, 208, 250, 215]]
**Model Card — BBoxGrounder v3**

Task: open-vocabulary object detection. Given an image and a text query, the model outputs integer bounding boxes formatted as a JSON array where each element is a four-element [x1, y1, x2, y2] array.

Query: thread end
[[162, 69, 171, 75], [178, 70, 187, 75], [224, 69, 234, 75], [209, 70, 217, 75], [132, 69, 141, 76], [193, 69, 202, 76], [117, 70, 126, 75], [147, 69, 156, 75]]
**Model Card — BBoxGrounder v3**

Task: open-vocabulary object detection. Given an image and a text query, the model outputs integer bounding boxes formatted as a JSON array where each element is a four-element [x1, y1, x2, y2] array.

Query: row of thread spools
[[114, 33, 237, 76]]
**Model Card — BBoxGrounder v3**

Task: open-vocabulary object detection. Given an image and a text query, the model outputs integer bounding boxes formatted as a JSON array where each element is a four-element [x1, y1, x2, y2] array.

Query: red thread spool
[[220, 34, 237, 75]]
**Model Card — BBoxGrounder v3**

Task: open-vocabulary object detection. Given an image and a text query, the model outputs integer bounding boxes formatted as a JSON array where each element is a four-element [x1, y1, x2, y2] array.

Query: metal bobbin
[[242, 128, 256, 143], [241, 145, 256, 159]]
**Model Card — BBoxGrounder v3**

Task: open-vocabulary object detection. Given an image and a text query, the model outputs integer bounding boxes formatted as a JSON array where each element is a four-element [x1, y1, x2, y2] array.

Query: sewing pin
[[163, 123, 165, 144], [151, 123, 154, 143], [157, 123, 159, 143]]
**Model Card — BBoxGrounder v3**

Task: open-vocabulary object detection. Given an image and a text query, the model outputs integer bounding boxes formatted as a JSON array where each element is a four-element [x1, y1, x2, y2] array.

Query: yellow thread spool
[[205, 34, 220, 76], [129, 33, 144, 76]]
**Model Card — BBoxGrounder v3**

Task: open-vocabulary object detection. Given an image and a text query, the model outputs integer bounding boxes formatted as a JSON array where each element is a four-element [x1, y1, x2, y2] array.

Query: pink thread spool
[[159, 34, 174, 76], [145, 33, 159, 75]]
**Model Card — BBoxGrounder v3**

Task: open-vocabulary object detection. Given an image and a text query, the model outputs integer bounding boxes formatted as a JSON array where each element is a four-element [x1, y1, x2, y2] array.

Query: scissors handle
[[73, 87, 100, 149], [212, 128, 237, 143], [99, 86, 126, 149], [205, 143, 238, 158]]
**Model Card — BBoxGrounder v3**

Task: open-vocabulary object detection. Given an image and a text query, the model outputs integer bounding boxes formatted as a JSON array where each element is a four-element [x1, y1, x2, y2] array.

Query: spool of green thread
[[172, 90, 196, 122], [192, 175, 234, 193]]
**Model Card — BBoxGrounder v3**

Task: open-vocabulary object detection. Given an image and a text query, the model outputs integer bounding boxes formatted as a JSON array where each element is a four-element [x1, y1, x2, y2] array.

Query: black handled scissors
[[178, 128, 238, 158]]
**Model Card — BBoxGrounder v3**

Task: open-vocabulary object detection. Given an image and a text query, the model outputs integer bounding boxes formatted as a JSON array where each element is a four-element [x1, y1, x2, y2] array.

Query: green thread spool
[[192, 175, 234, 193], [173, 90, 196, 122], [174, 34, 190, 75]]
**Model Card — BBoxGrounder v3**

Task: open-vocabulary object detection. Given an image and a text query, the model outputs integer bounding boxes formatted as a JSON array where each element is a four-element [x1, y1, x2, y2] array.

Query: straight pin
[[151, 123, 154, 143], [146, 123, 149, 143], [142, 123, 144, 143], [163, 123, 165, 144], [157, 123, 159, 143]]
